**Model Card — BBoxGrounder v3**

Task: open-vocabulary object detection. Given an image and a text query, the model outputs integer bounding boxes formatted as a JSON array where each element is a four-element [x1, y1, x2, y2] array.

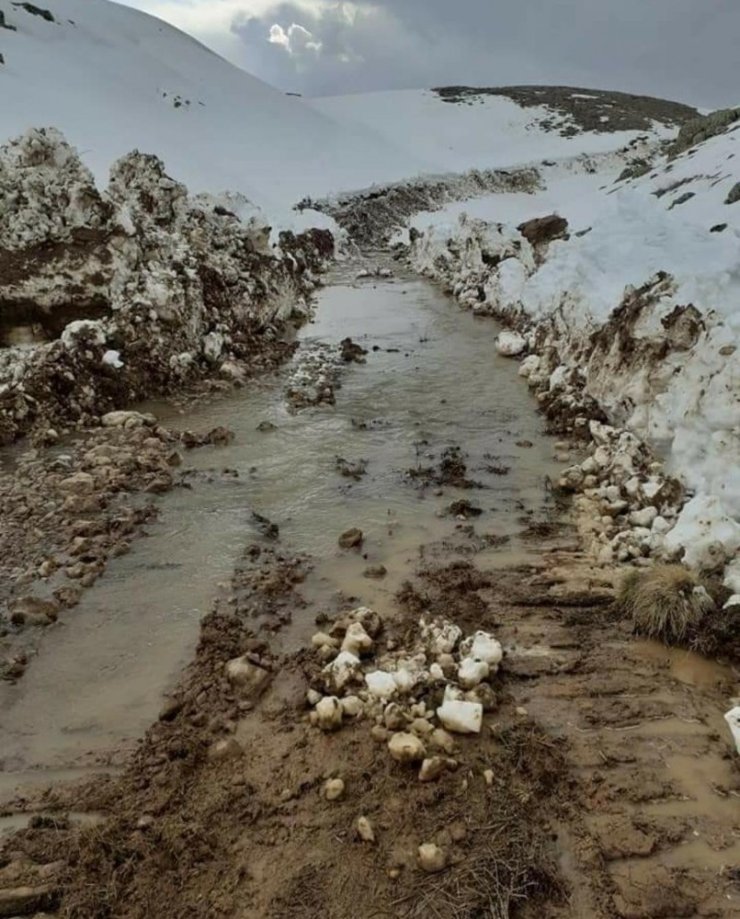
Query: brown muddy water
[[0, 262, 562, 811]]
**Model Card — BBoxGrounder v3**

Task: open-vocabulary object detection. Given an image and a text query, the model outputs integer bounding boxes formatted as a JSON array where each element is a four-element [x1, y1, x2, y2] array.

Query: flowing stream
[[0, 261, 561, 812]]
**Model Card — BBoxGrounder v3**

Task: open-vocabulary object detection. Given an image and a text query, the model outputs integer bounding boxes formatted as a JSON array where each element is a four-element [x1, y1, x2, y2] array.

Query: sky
[[118, 0, 739, 106]]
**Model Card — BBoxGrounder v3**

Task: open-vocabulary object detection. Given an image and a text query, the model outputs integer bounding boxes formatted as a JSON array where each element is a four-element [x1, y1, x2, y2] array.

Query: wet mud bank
[[1, 262, 738, 918]]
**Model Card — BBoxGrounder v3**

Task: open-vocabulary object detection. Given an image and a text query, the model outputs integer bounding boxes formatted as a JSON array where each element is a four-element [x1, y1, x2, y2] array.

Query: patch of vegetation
[[668, 107, 740, 157], [617, 565, 713, 644]]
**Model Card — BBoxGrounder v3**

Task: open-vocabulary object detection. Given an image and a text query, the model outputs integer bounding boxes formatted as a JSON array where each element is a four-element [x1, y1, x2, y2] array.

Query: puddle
[[0, 263, 559, 789], [632, 639, 736, 691]]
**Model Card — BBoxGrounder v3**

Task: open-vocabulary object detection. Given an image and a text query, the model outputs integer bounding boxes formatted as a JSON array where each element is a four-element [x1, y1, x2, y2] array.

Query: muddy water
[[0, 263, 559, 796]]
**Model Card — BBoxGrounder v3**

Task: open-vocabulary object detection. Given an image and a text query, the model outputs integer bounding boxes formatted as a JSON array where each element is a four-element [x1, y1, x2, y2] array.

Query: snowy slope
[[0, 0, 434, 217], [409, 114, 740, 592], [312, 87, 688, 174]]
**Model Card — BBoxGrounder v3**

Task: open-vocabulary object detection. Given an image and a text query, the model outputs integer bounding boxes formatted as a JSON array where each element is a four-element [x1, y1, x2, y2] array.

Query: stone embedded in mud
[[340, 695, 364, 719], [436, 700, 483, 735], [209, 738, 243, 761], [316, 696, 343, 731], [363, 564, 387, 580], [341, 622, 374, 656], [430, 728, 456, 754], [418, 757, 448, 783], [225, 656, 270, 693], [323, 778, 345, 801], [58, 471, 95, 495], [383, 703, 406, 731], [102, 410, 155, 429], [355, 816, 375, 843], [338, 527, 364, 549], [323, 651, 362, 692], [388, 732, 426, 764], [417, 843, 448, 874], [311, 632, 338, 650]]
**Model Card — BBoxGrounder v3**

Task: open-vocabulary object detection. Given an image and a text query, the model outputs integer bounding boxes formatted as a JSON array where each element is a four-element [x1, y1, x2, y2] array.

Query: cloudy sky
[[119, 0, 738, 106]]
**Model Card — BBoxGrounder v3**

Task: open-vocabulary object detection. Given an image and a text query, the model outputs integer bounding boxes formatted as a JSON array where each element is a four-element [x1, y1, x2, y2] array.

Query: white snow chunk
[[436, 699, 483, 734], [496, 330, 527, 357], [365, 670, 397, 699], [724, 707, 740, 754], [102, 349, 123, 368], [457, 657, 490, 689]]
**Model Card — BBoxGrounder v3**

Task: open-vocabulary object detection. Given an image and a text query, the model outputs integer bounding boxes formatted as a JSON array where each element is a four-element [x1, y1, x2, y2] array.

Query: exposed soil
[[432, 86, 698, 136], [2, 520, 738, 918], [1, 261, 738, 919]]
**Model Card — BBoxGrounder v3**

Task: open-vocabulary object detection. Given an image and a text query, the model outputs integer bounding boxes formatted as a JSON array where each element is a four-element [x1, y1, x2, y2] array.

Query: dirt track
[[2, 531, 738, 918], [1, 264, 738, 918]]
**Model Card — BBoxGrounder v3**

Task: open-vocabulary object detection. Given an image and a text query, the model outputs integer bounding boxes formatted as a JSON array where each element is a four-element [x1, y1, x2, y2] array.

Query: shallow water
[[0, 264, 559, 790]]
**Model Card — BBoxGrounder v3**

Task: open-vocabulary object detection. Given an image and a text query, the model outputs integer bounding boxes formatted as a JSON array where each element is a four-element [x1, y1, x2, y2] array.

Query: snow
[[312, 89, 666, 175], [0, 0, 431, 221], [0, 1, 674, 225], [410, 120, 740, 585]]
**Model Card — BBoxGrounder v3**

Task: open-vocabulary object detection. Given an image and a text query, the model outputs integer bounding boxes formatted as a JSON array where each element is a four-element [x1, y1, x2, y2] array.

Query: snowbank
[[409, 115, 740, 590], [0, 128, 333, 443]]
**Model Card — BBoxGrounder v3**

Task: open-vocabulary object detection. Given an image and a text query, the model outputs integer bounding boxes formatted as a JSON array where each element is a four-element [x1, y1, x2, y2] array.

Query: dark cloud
[[226, 0, 739, 106]]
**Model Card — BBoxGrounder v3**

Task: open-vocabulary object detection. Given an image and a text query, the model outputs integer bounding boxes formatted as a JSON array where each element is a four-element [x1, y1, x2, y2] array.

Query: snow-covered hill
[[408, 109, 740, 595], [0, 1, 697, 222], [0, 0, 432, 218], [312, 86, 695, 174]]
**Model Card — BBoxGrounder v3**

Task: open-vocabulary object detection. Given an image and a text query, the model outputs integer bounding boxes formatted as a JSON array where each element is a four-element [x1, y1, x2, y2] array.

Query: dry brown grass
[[618, 564, 713, 643]]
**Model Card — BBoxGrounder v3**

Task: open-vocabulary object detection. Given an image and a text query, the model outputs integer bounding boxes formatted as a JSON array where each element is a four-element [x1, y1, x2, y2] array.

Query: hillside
[[0, 0, 432, 218], [0, 1, 698, 222], [312, 85, 696, 174], [409, 108, 740, 596]]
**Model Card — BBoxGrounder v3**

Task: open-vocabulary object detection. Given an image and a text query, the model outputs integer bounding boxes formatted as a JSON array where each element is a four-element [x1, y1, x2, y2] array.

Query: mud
[[1, 264, 738, 919]]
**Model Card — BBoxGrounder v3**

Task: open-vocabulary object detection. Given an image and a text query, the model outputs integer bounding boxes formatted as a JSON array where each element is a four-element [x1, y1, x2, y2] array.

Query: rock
[[316, 696, 343, 731], [483, 769, 494, 787], [338, 527, 364, 549], [341, 622, 373, 656], [363, 564, 387, 579], [209, 738, 243, 761], [307, 689, 322, 706], [436, 700, 483, 735], [58, 472, 94, 495], [101, 410, 153, 429], [323, 651, 362, 692], [356, 816, 375, 842], [370, 725, 389, 743], [383, 703, 406, 731], [430, 728, 456, 754], [409, 717, 434, 736], [323, 778, 345, 801], [340, 695, 364, 719], [517, 214, 568, 245], [629, 506, 658, 528], [417, 843, 447, 873], [457, 657, 490, 689], [311, 632, 338, 649], [388, 732, 426, 764], [225, 656, 270, 693], [495, 331, 527, 357], [419, 757, 447, 782]]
